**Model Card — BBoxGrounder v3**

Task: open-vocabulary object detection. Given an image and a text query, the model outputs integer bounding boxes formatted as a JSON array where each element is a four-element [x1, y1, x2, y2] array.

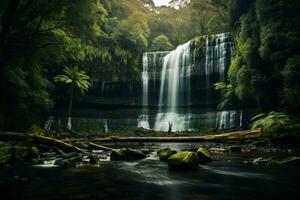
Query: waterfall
[[138, 33, 239, 132], [138, 53, 150, 129], [67, 117, 72, 130], [216, 110, 242, 129], [154, 41, 191, 132], [103, 119, 108, 133], [205, 33, 234, 102]]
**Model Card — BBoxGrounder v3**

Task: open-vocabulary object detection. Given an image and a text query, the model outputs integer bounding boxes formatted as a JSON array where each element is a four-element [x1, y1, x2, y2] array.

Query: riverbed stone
[[12, 146, 40, 162], [88, 154, 99, 164], [196, 147, 212, 163], [110, 148, 146, 161], [157, 148, 177, 161], [168, 151, 200, 170]]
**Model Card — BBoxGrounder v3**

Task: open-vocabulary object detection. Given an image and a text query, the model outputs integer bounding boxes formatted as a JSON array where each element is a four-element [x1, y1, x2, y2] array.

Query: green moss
[[196, 147, 212, 163], [157, 148, 177, 161], [0, 142, 14, 164], [168, 151, 200, 170]]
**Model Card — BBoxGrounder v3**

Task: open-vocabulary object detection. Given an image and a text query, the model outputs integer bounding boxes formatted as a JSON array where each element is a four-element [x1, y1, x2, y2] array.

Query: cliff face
[[81, 33, 233, 108]]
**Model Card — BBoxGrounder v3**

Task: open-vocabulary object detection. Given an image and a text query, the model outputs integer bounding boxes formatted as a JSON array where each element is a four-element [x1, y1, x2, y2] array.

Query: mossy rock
[[88, 154, 99, 164], [0, 142, 14, 164], [157, 148, 177, 161], [196, 147, 212, 163], [167, 151, 200, 170], [11, 146, 40, 162], [110, 148, 146, 161]]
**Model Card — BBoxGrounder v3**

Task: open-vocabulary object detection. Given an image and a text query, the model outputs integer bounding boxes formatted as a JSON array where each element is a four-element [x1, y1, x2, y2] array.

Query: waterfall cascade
[[154, 41, 192, 131], [139, 33, 241, 132]]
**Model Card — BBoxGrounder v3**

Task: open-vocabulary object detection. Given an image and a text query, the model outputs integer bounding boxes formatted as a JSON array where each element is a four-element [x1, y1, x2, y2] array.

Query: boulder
[[88, 154, 99, 164], [12, 146, 40, 162], [0, 142, 13, 164], [196, 147, 212, 163], [110, 148, 146, 161], [281, 156, 300, 166], [157, 148, 177, 161], [167, 151, 200, 170]]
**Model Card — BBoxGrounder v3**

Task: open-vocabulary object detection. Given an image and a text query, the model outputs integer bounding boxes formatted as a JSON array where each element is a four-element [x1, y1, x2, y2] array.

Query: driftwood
[[66, 129, 262, 143], [0, 132, 84, 153], [88, 142, 118, 152]]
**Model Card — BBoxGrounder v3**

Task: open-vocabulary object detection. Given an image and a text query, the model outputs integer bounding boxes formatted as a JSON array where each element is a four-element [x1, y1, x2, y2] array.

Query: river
[[0, 142, 299, 200]]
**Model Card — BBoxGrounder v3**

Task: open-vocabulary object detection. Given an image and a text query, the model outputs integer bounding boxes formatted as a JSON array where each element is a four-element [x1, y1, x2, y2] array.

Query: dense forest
[[0, 0, 230, 130], [0, 1, 300, 199], [0, 0, 300, 131]]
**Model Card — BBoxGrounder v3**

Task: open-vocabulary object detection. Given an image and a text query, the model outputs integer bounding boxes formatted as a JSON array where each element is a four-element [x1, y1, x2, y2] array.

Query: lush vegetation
[[0, 0, 228, 131], [224, 0, 300, 114], [0, 0, 299, 132]]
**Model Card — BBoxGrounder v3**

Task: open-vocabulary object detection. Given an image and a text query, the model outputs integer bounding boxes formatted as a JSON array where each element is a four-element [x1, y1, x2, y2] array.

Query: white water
[[139, 33, 238, 132], [138, 53, 150, 129], [216, 110, 243, 129], [154, 41, 191, 132]]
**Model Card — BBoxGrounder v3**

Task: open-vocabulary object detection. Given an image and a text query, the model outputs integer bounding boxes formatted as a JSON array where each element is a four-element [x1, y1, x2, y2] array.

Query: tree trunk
[[0, 132, 84, 153], [68, 83, 74, 118]]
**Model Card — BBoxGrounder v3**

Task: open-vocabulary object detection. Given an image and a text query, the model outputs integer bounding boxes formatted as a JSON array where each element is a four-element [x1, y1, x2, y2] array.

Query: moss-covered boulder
[[88, 154, 99, 164], [110, 148, 146, 161], [0, 142, 13, 164], [196, 147, 212, 163], [11, 146, 40, 162], [157, 148, 177, 161], [167, 151, 200, 170]]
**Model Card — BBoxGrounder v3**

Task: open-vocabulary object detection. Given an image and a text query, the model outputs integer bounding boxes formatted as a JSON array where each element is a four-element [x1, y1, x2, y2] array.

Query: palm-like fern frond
[[251, 111, 290, 130], [54, 66, 91, 94]]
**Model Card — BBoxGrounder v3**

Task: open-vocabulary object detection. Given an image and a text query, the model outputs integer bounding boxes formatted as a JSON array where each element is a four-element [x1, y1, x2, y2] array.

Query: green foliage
[[54, 66, 90, 118], [251, 111, 290, 136], [150, 35, 174, 51], [214, 82, 238, 110], [226, 0, 300, 112], [54, 66, 91, 94], [113, 12, 150, 51], [282, 55, 300, 112]]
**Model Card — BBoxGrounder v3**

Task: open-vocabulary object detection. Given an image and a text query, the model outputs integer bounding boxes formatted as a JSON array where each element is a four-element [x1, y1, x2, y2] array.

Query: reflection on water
[[1, 143, 300, 200]]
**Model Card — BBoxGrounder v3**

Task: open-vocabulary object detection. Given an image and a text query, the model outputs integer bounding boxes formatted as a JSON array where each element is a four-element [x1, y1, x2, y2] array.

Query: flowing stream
[[1, 143, 299, 200]]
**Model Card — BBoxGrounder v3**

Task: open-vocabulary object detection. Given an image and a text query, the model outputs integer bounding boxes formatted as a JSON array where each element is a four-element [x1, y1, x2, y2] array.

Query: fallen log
[[0, 132, 84, 153], [65, 129, 262, 143], [88, 142, 118, 152]]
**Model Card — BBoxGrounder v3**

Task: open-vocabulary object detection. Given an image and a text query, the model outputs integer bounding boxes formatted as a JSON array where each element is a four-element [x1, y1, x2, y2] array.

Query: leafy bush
[[250, 111, 290, 136]]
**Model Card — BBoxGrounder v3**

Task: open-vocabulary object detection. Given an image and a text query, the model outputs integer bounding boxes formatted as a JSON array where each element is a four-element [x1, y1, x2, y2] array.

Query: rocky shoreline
[[1, 130, 300, 170]]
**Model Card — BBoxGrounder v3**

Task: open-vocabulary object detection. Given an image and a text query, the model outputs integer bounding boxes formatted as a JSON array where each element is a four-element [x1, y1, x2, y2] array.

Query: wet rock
[[12, 146, 40, 162], [88, 154, 99, 164], [230, 146, 242, 152], [245, 157, 280, 166], [157, 148, 177, 161], [110, 148, 146, 161], [0, 142, 13, 164], [252, 157, 273, 165], [281, 156, 300, 166], [209, 147, 230, 153], [196, 147, 212, 163], [167, 151, 200, 170], [251, 139, 270, 147]]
